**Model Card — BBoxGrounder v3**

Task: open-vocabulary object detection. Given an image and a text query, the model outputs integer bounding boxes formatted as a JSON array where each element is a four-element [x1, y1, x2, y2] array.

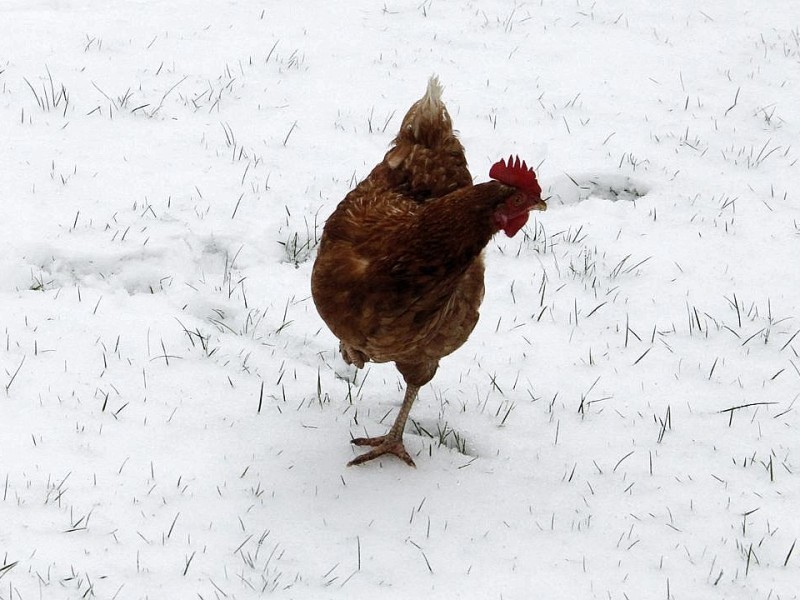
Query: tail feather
[[384, 75, 471, 195], [414, 75, 444, 136], [394, 75, 453, 148]]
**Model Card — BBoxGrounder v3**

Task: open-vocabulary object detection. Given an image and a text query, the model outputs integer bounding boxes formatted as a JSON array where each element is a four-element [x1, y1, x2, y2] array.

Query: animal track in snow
[[548, 173, 650, 206]]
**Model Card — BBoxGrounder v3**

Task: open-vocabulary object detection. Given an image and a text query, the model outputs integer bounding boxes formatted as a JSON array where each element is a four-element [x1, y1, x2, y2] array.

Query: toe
[[347, 439, 416, 467], [350, 436, 386, 447]]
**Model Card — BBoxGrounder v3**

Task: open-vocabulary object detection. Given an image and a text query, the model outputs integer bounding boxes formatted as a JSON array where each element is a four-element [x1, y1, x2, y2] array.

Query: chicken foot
[[348, 384, 420, 467]]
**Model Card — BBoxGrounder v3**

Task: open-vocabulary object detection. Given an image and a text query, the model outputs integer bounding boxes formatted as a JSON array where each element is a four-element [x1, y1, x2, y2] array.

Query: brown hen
[[311, 77, 546, 466]]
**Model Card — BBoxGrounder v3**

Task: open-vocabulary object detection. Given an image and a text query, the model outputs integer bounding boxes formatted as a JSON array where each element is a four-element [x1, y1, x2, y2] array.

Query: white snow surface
[[2, 1, 800, 598]]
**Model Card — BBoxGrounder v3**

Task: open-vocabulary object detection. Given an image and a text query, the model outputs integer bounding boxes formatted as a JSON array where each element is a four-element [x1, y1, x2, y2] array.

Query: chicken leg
[[348, 384, 420, 467]]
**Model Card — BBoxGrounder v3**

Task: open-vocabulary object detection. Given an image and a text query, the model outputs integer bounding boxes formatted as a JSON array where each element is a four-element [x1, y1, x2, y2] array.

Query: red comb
[[489, 155, 541, 196]]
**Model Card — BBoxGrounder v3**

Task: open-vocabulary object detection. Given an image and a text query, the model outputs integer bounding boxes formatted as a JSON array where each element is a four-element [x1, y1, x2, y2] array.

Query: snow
[[1, 1, 799, 598]]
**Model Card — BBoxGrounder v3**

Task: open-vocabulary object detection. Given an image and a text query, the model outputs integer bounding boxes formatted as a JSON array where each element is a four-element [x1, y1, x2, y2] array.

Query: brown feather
[[312, 77, 520, 392]]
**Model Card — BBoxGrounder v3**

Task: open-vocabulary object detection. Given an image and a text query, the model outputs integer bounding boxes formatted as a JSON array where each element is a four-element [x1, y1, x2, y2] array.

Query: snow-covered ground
[[2, 1, 799, 598]]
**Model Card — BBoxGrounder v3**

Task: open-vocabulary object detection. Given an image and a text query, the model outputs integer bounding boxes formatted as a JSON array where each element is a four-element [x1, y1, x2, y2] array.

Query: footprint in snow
[[546, 173, 650, 206]]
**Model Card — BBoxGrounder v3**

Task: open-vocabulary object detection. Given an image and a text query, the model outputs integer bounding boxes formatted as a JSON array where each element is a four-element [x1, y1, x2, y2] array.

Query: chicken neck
[[377, 181, 510, 299], [415, 181, 509, 257]]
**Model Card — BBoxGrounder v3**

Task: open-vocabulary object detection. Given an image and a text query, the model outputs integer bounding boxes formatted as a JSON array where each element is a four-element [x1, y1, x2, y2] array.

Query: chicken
[[311, 77, 546, 467]]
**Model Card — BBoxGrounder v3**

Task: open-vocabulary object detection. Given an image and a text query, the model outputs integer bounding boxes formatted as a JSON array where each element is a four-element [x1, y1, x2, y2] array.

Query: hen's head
[[489, 156, 546, 237]]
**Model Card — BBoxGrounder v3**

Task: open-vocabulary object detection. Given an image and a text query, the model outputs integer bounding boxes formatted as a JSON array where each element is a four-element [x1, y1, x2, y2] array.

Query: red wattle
[[503, 212, 529, 237]]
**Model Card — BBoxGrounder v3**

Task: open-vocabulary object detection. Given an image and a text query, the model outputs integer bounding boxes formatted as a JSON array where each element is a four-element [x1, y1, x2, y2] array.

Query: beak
[[530, 195, 548, 212]]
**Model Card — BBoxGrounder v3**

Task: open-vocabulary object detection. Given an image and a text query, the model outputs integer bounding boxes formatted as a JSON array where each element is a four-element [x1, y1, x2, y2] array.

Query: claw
[[348, 436, 416, 467]]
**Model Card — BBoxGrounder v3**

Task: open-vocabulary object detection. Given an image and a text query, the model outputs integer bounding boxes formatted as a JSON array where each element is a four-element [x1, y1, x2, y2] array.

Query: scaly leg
[[348, 384, 420, 467]]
